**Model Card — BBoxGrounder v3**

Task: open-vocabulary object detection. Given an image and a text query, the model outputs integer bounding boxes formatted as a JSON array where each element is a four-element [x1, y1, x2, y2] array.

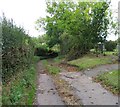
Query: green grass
[[2, 56, 39, 105], [42, 60, 48, 66], [47, 65, 60, 74], [42, 60, 60, 74], [53, 55, 65, 63], [68, 55, 115, 70], [105, 51, 118, 55], [90, 48, 118, 56], [96, 70, 119, 94]]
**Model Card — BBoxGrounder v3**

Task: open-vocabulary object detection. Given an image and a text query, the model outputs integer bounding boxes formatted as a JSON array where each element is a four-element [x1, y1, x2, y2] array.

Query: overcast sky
[[0, 0, 119, 40]]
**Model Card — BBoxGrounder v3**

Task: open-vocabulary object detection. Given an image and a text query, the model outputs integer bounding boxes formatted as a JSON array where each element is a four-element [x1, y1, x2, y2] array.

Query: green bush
[[105, 40, 117, 51], [2, 15, 35, 83], [34, 47, 48, 56], [2, 56, 39, 105]]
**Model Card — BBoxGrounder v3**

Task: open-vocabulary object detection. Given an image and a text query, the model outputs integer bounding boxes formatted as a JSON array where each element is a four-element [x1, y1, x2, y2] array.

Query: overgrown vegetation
[[34, 47, 58, 59], [2, 56, 39, 105], [2, 15, 39, 105], [95, 70, 119, 94], [2, 14, 35, 83], [105, 40, 117, 51]]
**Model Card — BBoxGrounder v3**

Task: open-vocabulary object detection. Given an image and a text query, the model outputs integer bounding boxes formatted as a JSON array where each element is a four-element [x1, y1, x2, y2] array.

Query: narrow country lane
[[35, 61, 65, 105], [59, 64, 118, 105], [83, 64, 118, 77], [35, 60, 118, 106]]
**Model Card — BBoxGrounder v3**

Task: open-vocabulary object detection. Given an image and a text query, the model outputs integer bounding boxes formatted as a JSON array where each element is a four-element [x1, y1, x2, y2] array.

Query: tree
[[36, 0, 112, 60], [105, 40, 117, 51]]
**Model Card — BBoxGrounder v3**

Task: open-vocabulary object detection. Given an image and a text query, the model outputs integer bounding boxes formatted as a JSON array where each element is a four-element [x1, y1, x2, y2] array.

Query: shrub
[[105, 40, 117, 51], [2, 14, 35, 83]]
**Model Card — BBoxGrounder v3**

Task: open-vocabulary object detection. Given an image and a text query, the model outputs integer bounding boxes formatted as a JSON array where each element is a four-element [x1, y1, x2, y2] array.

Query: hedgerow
[[2, 14, 35, 83]]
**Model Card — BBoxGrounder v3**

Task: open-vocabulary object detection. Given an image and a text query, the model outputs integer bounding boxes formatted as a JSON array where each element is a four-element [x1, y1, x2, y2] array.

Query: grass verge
[[68, 55, 116, 70], [42, 60, 60, 75], [53, 55, 65, 64], [95, 70, 119, 94], [2, 56, 39, 105]]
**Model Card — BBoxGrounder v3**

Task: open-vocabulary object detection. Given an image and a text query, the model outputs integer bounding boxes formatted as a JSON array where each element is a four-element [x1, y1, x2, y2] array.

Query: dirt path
[[59, 64, 118, 105], [35, 61, 64, 105]]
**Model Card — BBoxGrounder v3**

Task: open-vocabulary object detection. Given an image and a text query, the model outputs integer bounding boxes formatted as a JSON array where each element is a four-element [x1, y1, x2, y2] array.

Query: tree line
[[36, 0, 116, 60]]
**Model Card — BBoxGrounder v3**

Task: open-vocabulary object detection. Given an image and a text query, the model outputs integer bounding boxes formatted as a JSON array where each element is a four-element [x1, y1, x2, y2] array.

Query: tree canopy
[[36, 0, 113, 60]]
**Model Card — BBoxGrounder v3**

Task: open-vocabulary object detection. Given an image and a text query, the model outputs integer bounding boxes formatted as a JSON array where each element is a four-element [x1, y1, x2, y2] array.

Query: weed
[[2, 56, 39, 105], [95, 70, 119, 94]]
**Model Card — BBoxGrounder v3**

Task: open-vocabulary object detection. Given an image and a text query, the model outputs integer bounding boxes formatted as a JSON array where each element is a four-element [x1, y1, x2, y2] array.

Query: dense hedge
[[2, 15, 35, 83], [34, 47, 58, 59], [105, 40, 117, 51]]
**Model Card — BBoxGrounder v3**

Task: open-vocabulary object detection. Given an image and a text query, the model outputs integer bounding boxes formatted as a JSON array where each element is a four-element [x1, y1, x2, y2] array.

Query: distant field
[[90, 49, 118, 56]]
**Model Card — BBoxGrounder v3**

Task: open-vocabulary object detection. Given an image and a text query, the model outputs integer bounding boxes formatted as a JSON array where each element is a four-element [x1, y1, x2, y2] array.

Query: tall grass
[[2, 56, 39, 105]]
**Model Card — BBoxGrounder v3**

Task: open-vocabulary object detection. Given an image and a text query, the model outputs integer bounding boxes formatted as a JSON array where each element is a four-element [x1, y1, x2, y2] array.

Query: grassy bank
[[2, 56, 39, 105], [68, 55, 117, 70], [95, 70, 119, 94]]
